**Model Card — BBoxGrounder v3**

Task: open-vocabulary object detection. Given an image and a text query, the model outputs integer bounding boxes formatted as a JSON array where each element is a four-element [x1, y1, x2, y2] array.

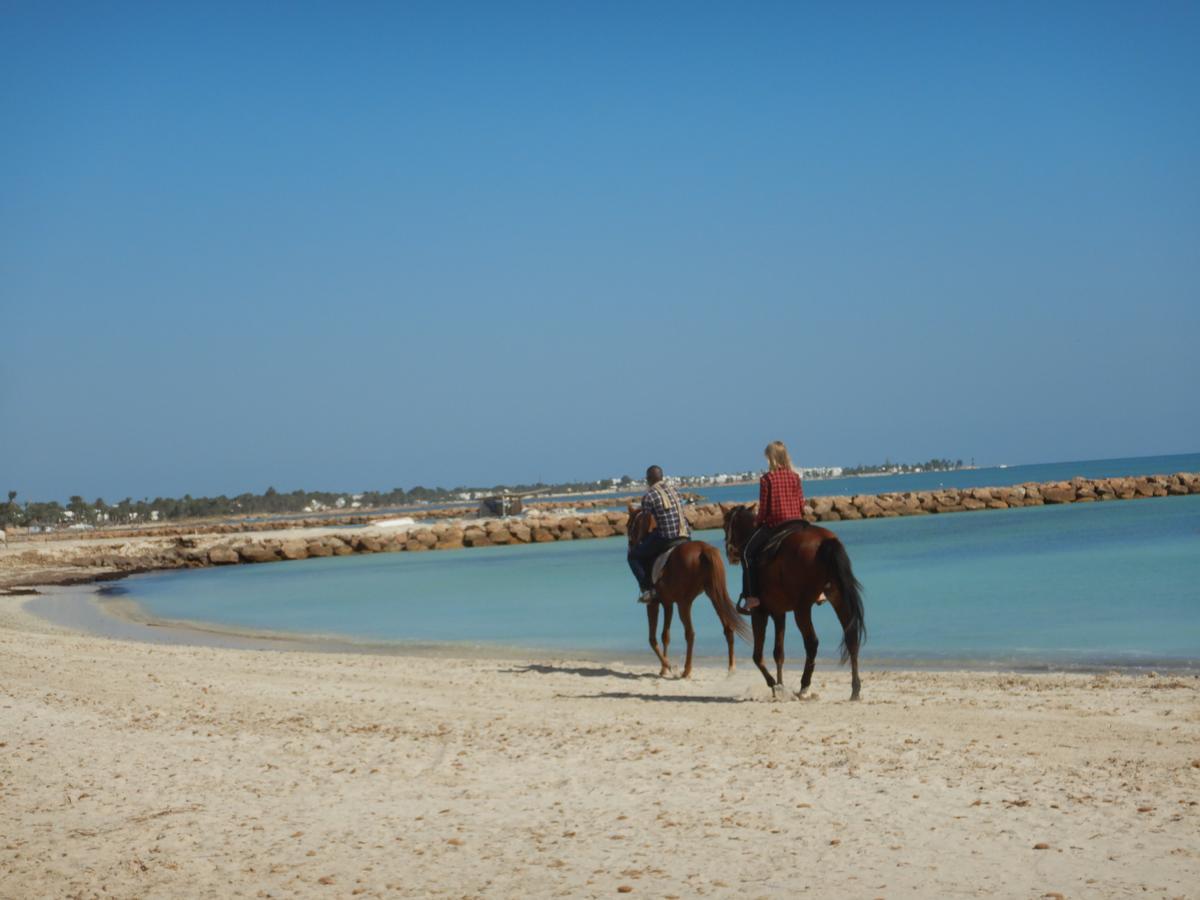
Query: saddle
[[756, 520, 811, 567], [651, 537, 690, 585]]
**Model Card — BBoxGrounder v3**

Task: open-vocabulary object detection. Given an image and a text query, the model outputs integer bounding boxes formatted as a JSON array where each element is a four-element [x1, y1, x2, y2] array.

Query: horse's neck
[[737, 514, 756, 549], [635, 511, 654, 542]]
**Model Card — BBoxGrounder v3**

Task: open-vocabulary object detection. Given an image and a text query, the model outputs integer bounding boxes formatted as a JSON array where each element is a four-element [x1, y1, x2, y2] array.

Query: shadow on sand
[[568, 690, 744, 704], [503, 663, 660, 681]]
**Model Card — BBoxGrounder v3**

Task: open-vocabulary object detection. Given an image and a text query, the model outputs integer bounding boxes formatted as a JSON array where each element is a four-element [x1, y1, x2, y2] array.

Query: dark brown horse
[[723, 506, 866, 700], [627, 506, 750, 677]]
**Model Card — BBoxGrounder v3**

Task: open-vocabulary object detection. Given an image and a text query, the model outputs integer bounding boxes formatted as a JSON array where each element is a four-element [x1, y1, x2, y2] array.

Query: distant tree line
[[841, 458, 964, 476], [0, 477, 637, 529]]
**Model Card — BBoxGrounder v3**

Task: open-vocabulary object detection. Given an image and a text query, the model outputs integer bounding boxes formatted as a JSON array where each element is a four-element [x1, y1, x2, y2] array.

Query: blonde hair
[[764, 440, 794, 472]]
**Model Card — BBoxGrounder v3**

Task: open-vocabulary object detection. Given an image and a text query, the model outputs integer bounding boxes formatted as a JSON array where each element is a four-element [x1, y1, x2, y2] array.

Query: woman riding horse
[[738, 441, 809, 614]]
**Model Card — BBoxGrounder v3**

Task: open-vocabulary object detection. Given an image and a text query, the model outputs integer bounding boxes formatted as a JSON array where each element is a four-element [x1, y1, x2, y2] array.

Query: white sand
[[1, 596, 1197, 899]]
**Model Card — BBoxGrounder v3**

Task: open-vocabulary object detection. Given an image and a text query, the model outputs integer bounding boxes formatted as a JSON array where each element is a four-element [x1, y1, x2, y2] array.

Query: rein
[[724, 506, 753, 563]]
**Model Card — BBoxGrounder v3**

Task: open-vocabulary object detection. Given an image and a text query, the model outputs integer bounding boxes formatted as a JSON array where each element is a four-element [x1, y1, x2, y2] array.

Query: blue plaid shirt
[[641, 482, 690, 539]]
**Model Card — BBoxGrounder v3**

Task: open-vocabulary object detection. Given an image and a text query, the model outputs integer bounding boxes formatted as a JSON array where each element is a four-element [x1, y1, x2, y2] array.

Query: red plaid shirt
[[756, 469, 805, 527]]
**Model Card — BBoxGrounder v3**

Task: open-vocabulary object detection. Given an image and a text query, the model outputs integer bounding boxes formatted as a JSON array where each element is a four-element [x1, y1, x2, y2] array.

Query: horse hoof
[[771, 684, 788, 701]]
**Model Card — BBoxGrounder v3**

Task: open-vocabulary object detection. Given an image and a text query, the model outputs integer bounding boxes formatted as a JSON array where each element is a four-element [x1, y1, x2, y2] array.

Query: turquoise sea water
[[117, 484, 1200, 670]]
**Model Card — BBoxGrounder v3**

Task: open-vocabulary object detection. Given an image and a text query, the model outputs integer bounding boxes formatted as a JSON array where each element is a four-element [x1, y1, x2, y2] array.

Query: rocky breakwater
[[204, 471, 1200, 566], [4, 473, 1196, 592], [795, 471, 1200, 521], [202, 510, 630, 565]]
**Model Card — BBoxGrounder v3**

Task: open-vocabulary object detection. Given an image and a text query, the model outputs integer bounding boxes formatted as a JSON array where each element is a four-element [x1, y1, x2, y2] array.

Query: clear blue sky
[[3, 1, 1197, 502]]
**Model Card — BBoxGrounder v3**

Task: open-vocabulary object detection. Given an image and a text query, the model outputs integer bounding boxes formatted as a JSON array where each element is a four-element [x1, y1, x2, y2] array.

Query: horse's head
[[626, 502, 654, 548], [722, 505, 756, 564]]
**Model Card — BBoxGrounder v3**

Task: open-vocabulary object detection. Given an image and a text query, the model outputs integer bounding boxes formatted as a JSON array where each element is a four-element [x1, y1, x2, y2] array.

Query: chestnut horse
[[723, 506, 866, 700], [627, 506, 750, 677]]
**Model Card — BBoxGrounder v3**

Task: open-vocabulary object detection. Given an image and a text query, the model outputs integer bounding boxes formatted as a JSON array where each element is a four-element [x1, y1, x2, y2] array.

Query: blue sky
[[2, 1, 1197, 501]]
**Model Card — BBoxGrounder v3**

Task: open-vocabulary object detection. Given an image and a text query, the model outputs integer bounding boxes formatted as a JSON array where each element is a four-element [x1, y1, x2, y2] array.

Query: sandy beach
[[1, 595, 1197, 899]]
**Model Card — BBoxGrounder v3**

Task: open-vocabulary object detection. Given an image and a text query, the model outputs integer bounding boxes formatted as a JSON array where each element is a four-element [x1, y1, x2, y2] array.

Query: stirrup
[[637, 589, 655, 604], [736, 596, 758, 615]]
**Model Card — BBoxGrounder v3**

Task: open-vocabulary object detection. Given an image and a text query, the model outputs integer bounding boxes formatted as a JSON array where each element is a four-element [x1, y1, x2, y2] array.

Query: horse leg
[[723, 621, 736, 675], [646, 600, 669, 675], [660, 601, 674, 677], [750, 609, 774, 689], [794, 606, 819, 697], [828, 586, 862, 701], [678, 600, 696, 679], [772, 612, 787, 687]]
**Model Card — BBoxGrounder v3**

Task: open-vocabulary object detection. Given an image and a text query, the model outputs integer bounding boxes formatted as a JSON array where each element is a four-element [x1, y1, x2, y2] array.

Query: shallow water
[[113, 491, 1200, 670]]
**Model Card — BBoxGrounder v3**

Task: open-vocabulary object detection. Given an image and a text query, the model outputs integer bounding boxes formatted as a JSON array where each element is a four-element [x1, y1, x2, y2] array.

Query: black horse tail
[[700, 544, 751, 643], [817, 537, 866, 664]]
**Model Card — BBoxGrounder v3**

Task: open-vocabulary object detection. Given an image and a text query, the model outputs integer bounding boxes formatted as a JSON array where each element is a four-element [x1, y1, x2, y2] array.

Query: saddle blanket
[[651, 538, 690, 585]]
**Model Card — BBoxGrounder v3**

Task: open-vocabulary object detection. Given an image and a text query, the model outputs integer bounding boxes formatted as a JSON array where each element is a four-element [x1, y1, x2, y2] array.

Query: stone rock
[[688, 508, 723, 530], [961, 498, 987, 511], [532, 528, 557, 542], [508, 524, 532, 543], [238, 542, 279, 563], [588, 522, 616, 539], [463, 528, 489, 547], [811, 497, 835, 516], [1042, 485, 1076, 504], [306, 542, 333, 558], [489, 529, 513, 544], [280, 540, 308, 560], [1133, 479, 1156, 497], [332, 542, 354, 556], [208, 546, 239, 565], [415, 530, 438, 547]]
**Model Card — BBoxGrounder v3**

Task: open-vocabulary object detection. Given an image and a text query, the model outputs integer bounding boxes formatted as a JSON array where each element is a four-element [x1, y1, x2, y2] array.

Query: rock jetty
[[1, 472, 1196, 590]]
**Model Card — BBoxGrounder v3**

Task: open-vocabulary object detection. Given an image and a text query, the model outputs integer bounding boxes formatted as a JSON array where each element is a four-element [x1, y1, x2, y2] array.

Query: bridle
[[627, 508, 649, 547], [723, 506, 750, 564]]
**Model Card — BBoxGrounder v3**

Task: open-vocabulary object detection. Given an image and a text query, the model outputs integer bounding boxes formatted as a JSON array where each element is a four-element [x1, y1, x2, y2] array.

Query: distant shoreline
[[3, 471, 1197, 602]]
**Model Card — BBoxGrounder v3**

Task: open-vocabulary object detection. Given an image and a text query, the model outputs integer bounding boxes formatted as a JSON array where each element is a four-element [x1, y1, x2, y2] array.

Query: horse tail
[[817, 537, 866, 664], [700, 544, 751, 643]]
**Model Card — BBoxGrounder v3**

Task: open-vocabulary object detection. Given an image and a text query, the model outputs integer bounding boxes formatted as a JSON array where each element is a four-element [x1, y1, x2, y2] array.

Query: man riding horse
[[627, 465, 690, 603]]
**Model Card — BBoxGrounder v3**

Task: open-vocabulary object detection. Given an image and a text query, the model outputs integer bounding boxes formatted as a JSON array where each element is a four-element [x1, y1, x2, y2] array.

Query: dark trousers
[[628, 534, 671, 591]]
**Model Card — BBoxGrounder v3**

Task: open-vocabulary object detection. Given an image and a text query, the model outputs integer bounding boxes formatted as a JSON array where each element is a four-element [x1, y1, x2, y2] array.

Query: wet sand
[[1, 594, 1197, 898]]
